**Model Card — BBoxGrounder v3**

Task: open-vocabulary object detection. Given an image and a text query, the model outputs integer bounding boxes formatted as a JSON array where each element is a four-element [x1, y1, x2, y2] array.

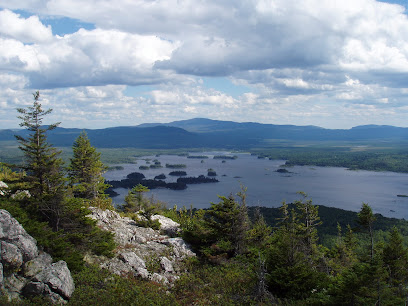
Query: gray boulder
[[28, 261, 75, 301], [151, 215, 180, 236], [1, 241, 24, 271], [10, 190, 31, 200], [0, 181, 8, 196], [0, 209, 75, 303], [24, 253, 53, 278]]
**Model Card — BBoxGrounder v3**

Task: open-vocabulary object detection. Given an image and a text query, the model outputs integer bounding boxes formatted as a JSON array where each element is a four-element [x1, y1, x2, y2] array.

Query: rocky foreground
[[86, 207, 195, 285], [0, 200, 196, 303], [0, 209, 75, 303]]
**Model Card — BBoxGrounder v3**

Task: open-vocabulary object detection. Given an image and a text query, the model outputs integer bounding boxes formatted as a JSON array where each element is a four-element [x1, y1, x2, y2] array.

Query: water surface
[[104, 152, 408, 219]]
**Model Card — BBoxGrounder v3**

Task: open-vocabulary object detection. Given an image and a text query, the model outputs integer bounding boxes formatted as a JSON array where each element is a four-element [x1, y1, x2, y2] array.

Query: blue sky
[[1, 0, 408, 129]]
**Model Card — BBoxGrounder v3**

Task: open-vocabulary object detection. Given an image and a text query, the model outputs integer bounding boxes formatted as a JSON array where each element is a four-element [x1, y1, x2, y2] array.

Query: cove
[[104, 152, 408, 220]]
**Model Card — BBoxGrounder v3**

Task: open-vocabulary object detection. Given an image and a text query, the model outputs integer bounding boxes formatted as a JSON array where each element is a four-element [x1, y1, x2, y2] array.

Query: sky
[[1, 0, 408, 130]]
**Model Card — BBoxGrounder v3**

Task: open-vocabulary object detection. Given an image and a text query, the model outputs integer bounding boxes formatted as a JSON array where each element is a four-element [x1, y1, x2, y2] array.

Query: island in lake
[[106, 171, 219, 194]]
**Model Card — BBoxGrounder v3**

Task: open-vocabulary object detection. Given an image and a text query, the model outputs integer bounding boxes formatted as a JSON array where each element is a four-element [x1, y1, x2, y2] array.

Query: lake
[[104, 152, 408, 220]]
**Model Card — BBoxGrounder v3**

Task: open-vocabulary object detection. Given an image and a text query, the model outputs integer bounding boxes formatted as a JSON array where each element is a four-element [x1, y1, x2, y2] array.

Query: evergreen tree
[[266, 197, 327, 300], [123, 184, 150, 212], [68, 131, 109, 200], [294, 193, 322, 261], [329, 224, 357, 275], [247, 206, 272, 250], [205, 194, 250, 257], [357, 203, 376, 260], [382, 226, 408, 302], [15, 91, 66, 230]]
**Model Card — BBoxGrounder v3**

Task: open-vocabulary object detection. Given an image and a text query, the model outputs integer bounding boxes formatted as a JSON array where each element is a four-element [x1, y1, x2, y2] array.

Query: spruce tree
[[68, 131, 109, 200], [266, 197, 327, 300], [15, 91, 66, 230], [382, 226, 408, 302], [357, 203, 376, 260]]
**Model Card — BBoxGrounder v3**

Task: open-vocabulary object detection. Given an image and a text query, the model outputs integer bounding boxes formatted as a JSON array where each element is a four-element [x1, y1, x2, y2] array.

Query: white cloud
[[0, 10, 180, 88], [1, 1, 408, 128], [0, 9, 52, 43]]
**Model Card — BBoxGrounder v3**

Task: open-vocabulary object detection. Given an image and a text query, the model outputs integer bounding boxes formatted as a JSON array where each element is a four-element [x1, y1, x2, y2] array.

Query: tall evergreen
[[15, 91, 63, 197], [266, 197, 327, 300], [357, 203, 376, 260], [382, 226, 408, 302], [15, 91, 66, 230], [68, 131, 109, 200]]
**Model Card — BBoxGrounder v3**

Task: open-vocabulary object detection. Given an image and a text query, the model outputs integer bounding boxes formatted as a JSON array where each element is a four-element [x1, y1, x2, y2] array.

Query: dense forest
[[1, 93, 408, 305]]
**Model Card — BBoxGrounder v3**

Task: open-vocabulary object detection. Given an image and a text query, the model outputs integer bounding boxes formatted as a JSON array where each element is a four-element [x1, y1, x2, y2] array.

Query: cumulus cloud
[[1, 0, 408, 128], [0, 9, 52, 42], [0, 10, 180, 88]]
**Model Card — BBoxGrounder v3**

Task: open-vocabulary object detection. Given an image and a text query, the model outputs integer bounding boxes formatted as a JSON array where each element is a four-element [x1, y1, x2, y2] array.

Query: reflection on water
[[104, 152, 408, 220]]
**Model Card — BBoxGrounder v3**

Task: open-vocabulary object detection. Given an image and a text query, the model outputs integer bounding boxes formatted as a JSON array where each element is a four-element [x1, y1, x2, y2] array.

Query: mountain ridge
[[2, 118, 408, 148]]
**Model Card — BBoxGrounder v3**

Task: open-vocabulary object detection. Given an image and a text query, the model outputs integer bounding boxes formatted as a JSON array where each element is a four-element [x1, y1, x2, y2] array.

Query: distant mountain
[[2, 118, 408, 149], [139, 118, 408, 141]]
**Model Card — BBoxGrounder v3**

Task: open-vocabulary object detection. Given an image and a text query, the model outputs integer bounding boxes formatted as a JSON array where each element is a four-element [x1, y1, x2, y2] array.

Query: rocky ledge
[[0, 209, 75, 304], [86, 207, 195, 285]]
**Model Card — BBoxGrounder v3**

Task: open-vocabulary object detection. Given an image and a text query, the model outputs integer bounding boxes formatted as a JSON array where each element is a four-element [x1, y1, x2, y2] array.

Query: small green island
[[207, 168, 217, 176], [276, 168, 291, 173], [166, 163, 187, 169], [213, 155, 238, 160], [168, 171, 187, 176], [107, 165, 125, 171]]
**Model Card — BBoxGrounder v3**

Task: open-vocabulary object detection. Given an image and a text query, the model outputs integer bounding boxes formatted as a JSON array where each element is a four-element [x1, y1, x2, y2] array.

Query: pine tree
[[68, 131, 109, 200], [15, 91, 66, 230], [123, 184, 150, 212]]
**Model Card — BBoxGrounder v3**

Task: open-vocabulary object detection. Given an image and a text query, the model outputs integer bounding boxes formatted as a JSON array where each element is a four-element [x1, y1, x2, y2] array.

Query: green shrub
[[70, 264, 178, 305]]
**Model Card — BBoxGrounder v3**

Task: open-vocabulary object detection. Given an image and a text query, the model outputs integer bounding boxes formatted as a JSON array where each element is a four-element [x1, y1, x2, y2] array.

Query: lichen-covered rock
[[10, 190, 31, 200], [0, 209, 74, 303], [0, 262, 3, 284], [151, 215, 180, 236], [164, 237, 196, 258], [1, 241, 24, 271], [23, 253, 53, 278], [160, 257, 174, 273], [150, 272, 169, 285], [87, 207, 196, 285], [30, 261, 75, 300], [0, 209, 26, 239], [3, 274, 27, 300], [0, 181, 8, 196], [11, 234, 39, 262]]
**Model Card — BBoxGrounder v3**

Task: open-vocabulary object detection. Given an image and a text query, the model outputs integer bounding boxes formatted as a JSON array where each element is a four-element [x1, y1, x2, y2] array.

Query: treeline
[[253, 148, 408, 173]]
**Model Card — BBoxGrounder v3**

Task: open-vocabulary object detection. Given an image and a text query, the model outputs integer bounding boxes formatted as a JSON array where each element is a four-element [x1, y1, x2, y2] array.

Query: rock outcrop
[[0, 181, 7, 195], [87, 207, 195, 285], [0, 209, 75, 303]]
